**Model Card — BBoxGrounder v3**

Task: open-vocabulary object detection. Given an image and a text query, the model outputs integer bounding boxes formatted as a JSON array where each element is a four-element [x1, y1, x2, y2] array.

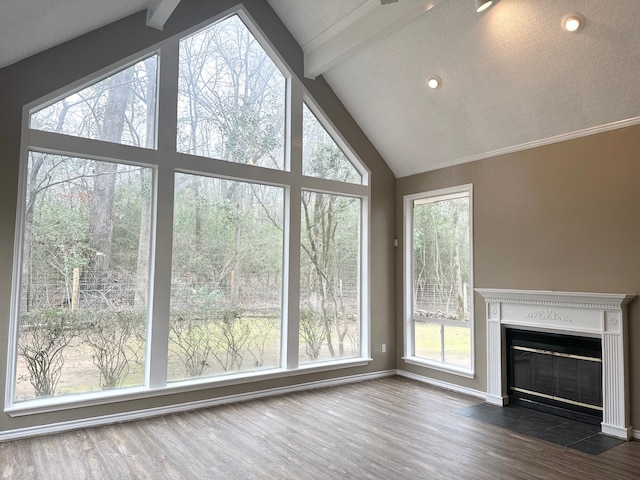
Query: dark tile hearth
[[456, 403, 624, 455]]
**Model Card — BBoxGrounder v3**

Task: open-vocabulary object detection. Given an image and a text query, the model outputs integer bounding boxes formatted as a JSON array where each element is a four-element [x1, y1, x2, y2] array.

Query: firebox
[[506, 328, 602, 423]]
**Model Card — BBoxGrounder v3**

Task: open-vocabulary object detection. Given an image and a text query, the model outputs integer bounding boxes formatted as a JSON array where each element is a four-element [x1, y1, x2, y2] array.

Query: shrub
[[18, 308, 79, 397]]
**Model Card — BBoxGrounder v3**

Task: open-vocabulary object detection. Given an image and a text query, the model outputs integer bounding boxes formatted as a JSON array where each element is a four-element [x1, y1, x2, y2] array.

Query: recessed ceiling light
[[427, 76, 441, 89], [474, 0, 493, 13], [562, 13, 585, 33]]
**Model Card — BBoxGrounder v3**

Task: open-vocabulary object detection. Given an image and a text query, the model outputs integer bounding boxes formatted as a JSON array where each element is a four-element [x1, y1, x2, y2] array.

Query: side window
[[405, 186, 474, 374]]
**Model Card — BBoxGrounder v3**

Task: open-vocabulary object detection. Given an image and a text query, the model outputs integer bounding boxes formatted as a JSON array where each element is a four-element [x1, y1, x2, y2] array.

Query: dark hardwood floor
[[1, 376, 639, 479]]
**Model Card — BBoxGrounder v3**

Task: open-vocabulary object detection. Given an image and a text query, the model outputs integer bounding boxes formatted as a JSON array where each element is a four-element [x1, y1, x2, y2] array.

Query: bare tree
[[22, 100, 75, 311], [451, 200, 465, 320], [89, 68, 134, 291], [301, 192, 358, 358], [413, 197, 470, 319], [134, 57, 157, 308], [177, 15, 284, 168]]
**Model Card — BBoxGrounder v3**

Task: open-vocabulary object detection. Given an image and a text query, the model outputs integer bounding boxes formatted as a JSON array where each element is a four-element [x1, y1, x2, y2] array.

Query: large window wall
[[7, 10, 369, 412]]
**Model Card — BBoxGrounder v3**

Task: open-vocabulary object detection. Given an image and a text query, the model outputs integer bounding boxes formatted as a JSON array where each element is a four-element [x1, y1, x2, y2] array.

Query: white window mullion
[[359, 195, 371, 360], [146, 165, 174, 388], [283, 78, 303, 369], [146, 41, 179, 388], [403, 194, 415, 358], [156, 42, 179, 154], [27, 130, 159, 166], [299, 176, 368, 197]]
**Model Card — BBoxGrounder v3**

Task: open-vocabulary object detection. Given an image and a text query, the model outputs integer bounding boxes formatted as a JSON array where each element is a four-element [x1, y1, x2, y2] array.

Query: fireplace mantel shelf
[[475, 289, 635, 310], [476, 288, 636, 440]]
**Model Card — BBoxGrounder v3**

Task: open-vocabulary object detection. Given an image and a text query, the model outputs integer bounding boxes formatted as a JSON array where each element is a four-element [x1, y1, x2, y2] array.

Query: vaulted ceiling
[[2, 0, 640, 177]]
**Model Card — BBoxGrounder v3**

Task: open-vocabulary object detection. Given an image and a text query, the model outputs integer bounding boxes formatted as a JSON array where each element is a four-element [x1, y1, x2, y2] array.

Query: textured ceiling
[[0, 0, 149, 70], [269, 0, 640, 177], [264, 0, 370, 47], [2, 0, 640, 178]]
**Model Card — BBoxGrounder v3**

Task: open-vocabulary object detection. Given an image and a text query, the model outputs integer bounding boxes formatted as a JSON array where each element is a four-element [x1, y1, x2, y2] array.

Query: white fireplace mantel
[[476, 288, 636, 440]]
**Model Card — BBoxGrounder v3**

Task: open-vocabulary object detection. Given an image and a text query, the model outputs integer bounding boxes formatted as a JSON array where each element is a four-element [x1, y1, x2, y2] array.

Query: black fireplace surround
[[506, 329, 603, 424]]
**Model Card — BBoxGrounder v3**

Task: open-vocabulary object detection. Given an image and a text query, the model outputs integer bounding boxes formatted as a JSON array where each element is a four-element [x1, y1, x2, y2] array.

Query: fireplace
[[476, 289, 635, 440], [506, 329, 602, 424]]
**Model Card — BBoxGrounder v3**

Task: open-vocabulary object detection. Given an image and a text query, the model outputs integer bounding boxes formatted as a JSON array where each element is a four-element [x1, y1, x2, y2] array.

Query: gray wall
[[0, 0, 396, 434], [396, 124, 640, 427], [7, 0, 635, 438]]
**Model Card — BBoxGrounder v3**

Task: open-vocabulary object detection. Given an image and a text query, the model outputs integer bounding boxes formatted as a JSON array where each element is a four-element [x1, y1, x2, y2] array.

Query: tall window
[[9, 11, 369, 408], [169, 175, 284, 380], [404, 185, 473, 375], [300, 192, 361, 363], [299, 102, 363, 364], [15, 153, 151, 400]]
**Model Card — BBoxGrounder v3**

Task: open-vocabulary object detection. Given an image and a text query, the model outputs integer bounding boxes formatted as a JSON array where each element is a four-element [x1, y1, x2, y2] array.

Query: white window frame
[[403, 184, 475, 378], [298, 95, 371, 366], [5, 6, 371, 417]]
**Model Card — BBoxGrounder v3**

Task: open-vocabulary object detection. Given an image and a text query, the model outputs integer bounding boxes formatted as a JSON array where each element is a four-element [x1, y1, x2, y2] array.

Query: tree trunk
[[22, 102, 71, 311], [90, 68, 132, 290], [134, 169, 152, 308], [21, 156, 45, 311], [134, 58, 156, 308], [451, 201, 465, 320], [303, 193, 337, 358]]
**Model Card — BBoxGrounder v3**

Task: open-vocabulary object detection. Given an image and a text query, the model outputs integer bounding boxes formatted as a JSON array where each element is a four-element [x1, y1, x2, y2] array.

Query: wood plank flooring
[[1, 376, 639, 479]]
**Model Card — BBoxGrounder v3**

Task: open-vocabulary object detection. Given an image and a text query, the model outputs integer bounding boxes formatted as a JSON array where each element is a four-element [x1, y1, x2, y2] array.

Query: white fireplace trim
[[476, 288, 635, 440]]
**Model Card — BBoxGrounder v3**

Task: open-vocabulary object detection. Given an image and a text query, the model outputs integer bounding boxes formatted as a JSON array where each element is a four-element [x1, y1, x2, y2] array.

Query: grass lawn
[[414, 320, 471, 369], [15, 314, 359, 401]]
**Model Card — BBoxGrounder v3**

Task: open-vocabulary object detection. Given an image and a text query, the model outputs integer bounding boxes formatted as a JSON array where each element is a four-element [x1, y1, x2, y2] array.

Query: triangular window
[[302, 103, 362, 184], [30, 56, 158, 149]]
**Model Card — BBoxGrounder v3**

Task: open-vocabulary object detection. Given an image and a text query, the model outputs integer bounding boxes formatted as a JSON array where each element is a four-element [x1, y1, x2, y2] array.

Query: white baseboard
[[601, 422, 633, 441], [395, 369, 486, 400], [485, 394, 508, 406], [4, 370, 633, 443], [0, 370, 396, 443]]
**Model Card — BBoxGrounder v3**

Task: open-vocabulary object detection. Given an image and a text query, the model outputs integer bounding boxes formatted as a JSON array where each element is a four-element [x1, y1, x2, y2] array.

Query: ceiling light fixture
[[562, 12, 585, 33], [474, 0, 493, 13], [427, 76, 441, 89]]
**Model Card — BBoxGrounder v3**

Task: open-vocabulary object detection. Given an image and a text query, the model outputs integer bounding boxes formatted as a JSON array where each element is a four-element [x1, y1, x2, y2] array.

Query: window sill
[[402, 356, 475, 379], [5, 357, 372, 417]]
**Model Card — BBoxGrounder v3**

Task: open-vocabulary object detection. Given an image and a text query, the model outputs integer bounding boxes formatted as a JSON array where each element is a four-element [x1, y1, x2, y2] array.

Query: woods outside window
[[403, 185, 474, 377], [7, 10, 370, 412]]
